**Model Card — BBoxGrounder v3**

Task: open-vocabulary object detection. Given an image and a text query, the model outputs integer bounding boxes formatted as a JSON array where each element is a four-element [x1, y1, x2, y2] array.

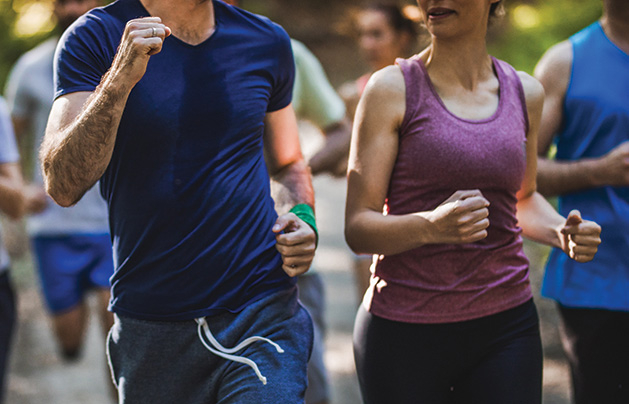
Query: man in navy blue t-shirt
[[41, 0, 317, 402]]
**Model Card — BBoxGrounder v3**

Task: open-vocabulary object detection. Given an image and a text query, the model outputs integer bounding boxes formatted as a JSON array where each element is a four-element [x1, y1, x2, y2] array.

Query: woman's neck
[[140, 0, 216, 45], [420, 35, 494, 92]]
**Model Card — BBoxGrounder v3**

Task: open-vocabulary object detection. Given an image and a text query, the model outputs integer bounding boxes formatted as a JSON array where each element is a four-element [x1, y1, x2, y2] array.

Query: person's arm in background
[[0, 163, 25, 221], [0, 99, 25, 220], [4, 58, 33, 167], [264, 104, 317, 277], [308, 118, 352, 176], [5, 60, 50, 214], [291, 40, 352, 176], [339, 80, 361, 124], [515, 71, 601, 262], [534, 41, 629, 197]]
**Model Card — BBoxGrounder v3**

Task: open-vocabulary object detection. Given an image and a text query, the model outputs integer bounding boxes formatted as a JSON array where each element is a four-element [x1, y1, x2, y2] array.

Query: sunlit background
[[0, 0, 603, 92]]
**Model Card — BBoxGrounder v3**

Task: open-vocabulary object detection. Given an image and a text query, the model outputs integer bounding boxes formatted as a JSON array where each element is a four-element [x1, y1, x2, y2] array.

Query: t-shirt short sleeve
[[54, 11, 116, 99], [266, 25, 295, 112], [0, 98, 20, 164], [291, 39, 346, 128]]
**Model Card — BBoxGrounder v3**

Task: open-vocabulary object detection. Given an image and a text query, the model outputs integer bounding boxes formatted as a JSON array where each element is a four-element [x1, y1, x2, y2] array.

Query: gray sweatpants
[[107, 287, 313, 404]]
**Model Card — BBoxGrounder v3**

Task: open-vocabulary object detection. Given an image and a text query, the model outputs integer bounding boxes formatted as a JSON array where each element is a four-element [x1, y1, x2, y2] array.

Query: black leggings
[[353, 300, 542, 404]]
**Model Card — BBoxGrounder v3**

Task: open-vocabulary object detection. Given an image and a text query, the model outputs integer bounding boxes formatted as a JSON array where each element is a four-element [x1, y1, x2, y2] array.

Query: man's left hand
[[272, 213, 316, 277]]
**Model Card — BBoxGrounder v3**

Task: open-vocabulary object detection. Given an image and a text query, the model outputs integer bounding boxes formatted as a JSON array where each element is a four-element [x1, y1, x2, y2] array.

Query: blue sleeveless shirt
[[541, 22, 629, 311]]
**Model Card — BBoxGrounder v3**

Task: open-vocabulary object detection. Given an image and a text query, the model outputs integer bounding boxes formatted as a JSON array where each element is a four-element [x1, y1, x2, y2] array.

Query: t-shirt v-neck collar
[[131, 0, 220, 48]]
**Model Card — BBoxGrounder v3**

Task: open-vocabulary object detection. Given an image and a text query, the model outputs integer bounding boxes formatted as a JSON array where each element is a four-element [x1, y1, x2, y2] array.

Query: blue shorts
[[32, 234, 114, 314]]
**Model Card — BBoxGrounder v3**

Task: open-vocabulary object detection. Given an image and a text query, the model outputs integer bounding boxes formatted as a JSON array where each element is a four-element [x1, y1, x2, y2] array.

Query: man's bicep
[[263, 103, 303, 174], [534, 41, 573, 155], [46, 92, 92, 136]]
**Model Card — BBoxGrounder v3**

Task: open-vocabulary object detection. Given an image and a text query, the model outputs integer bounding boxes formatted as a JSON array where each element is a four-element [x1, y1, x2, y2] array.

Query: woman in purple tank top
[[345, 1, 602, 403]]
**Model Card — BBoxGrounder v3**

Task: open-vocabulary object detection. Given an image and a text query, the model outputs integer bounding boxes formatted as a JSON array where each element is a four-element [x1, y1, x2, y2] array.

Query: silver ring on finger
[[151, 27, 157, 37]]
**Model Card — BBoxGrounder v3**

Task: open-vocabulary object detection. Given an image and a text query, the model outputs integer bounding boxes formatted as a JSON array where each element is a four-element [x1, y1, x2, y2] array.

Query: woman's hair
[[363, 3, 419, 37]]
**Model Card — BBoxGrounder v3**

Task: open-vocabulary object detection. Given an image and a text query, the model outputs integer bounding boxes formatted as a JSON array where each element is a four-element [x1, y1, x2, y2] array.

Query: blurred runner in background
[[534, 0, 629, 402], [0, 96, 25, 404], [4, 0, 115, 367]]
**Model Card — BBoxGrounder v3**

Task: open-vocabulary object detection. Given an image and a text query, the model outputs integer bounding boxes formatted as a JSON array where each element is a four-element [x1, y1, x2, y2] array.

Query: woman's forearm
[[516, 191, 564, 248]]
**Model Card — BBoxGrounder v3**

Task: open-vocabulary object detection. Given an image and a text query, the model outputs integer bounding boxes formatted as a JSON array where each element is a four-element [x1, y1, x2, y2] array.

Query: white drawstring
[[195, 317, 284, 385]]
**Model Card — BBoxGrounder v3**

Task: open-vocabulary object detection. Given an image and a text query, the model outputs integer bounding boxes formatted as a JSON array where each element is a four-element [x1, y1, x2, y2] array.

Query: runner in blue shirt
[[535, 0, 629, 402], [41, 0, 317, 402]]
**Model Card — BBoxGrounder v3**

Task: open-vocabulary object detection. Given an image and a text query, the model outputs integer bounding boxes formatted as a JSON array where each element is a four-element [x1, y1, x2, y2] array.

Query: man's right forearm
[[41, 73, 131, 207], [537, 157, 604, 197]]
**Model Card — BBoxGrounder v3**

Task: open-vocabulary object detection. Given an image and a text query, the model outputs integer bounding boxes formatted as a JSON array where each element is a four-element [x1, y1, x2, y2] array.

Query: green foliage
[[0, 0, 54, 93], [489, 0, 602, 73]]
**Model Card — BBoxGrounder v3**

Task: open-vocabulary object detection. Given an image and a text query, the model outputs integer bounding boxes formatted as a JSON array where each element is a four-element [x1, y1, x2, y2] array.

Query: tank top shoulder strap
[[569, 23, 599, 88], [492, 57, 530, 135], [570, 22, 601, 51], [395, 55, 431, 135], [569, 22, 629, 95]]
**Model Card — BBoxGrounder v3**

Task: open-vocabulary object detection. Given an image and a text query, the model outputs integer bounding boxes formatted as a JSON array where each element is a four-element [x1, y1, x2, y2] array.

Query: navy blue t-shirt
[[54, 0, 296, 320]]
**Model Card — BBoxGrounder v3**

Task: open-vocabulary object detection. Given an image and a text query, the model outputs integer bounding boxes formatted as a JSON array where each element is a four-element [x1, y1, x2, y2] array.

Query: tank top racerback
[[365, 56, 533, 324]]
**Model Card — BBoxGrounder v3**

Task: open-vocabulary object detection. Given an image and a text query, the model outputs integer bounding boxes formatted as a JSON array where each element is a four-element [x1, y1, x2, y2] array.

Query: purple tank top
[[365, 56, 533, 324]]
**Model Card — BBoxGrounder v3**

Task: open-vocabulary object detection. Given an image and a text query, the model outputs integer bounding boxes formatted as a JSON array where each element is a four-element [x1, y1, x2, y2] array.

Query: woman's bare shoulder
[[516, 70, 545, 112], [364, 65, 406, 100]]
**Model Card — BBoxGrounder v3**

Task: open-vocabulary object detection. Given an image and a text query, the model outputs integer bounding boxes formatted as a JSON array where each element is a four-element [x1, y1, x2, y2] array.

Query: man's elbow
[[44, 181, 79, 208], [48, 192, 78, 208], [269, 158, 308, 178], [41, 160, 80, 207]]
